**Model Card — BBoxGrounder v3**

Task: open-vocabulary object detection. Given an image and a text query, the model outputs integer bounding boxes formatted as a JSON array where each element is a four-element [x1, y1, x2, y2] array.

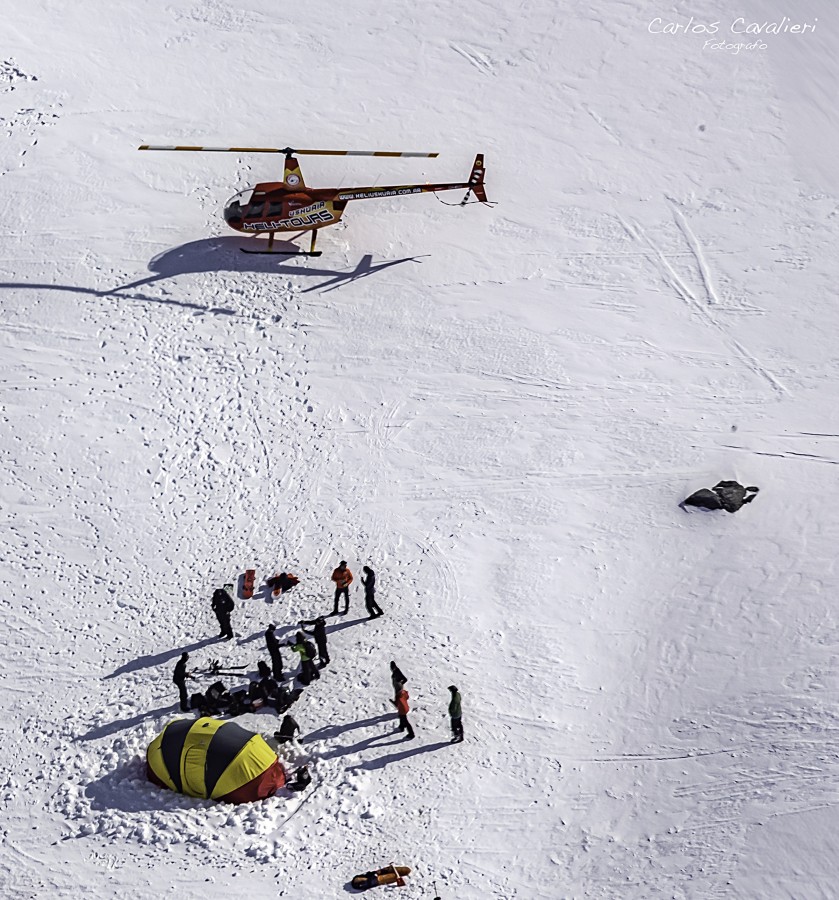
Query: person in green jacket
[[448, 685, 463, 743], [288, 631, 320, 685]]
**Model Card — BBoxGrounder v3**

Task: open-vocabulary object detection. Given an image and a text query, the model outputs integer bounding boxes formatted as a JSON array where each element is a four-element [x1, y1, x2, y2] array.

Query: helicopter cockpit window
[[245, 200, 266, 219], [267, 201, 284, 217]]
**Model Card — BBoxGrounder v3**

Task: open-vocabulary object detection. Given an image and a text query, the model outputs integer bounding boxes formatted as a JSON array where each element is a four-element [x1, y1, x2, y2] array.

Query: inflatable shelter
[[147, 716, 285, 802]]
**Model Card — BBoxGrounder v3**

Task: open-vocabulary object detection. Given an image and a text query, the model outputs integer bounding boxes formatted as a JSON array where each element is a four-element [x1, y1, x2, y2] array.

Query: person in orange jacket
[[390, 687, 415, 740], [330, 560, 353, 615]]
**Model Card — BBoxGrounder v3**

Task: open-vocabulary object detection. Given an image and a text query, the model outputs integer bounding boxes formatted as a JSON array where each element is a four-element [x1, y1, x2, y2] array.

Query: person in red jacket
[[330, 560, 353, 615], [390, 687, 415, 740]]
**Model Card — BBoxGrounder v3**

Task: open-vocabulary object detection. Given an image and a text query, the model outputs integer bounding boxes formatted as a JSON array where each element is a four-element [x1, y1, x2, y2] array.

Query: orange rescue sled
[[352, 865, 411, 890]]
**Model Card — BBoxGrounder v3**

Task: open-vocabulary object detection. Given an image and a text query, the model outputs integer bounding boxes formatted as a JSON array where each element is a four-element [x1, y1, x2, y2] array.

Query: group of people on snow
[[173, 559, 465, 758], [329, 561, 383, 619]]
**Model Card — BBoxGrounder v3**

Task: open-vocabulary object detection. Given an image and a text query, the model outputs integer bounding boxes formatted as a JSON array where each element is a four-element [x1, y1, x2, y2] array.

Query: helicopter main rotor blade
[[295, 149, 439, 158], [138, 145, 438, 158]]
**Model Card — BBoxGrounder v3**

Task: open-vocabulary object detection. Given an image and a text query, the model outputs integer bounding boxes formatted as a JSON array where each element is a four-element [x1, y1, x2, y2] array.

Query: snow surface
[[2, 1, 839, 897]]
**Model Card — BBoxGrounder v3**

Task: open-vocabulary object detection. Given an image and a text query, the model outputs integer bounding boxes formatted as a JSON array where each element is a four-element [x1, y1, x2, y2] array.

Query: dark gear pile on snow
[[286, 765, 311, 792], [682, 480, 759, 513]]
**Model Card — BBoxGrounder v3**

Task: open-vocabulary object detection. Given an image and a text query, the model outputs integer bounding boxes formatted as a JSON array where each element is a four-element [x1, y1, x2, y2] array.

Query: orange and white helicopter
[[138, 144, 489, 256]]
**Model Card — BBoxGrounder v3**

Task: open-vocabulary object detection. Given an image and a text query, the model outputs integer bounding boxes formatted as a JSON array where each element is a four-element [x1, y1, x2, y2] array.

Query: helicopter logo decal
[[245, 208, 334, 231], [244, 199, 334, 231]]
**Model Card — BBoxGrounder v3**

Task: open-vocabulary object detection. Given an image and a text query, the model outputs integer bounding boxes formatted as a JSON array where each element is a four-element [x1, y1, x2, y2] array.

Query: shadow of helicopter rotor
[[114, 236, 428, 295]]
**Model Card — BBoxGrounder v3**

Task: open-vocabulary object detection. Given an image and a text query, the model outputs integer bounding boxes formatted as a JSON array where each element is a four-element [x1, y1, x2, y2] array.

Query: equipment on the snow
[[146, 717, 286, 803], [242, 569, 256, 600], [351, 865, 411, 891], [273, 684, 303, 713], [269, 572, 299, 599], [208, 659, 247, 676], [682, 481, 759, 513], [286, 765, 311, 792], [138, 144, 489, 256]]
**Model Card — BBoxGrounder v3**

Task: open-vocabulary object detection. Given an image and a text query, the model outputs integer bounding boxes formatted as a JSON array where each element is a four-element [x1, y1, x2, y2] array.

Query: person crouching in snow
[[274, 713, 300, 745]]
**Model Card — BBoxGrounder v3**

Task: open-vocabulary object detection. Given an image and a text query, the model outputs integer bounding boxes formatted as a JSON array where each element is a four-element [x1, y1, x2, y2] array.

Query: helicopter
[[138, 144, 489, 256]]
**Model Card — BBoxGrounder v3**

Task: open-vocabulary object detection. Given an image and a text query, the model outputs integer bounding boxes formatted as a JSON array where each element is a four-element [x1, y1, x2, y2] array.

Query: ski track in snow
[[619, 213, 787, 397]]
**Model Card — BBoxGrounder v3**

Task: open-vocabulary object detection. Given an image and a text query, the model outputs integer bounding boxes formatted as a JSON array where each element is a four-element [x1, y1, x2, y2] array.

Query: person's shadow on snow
[[104, 637, 217, 679], [304, 714, 391, 743], [348, 740, 452, 772], [237, 622, 296, 647], [76, 704, 176, 742], [318, 725, 414, 759], [325, 616, 369, 634]]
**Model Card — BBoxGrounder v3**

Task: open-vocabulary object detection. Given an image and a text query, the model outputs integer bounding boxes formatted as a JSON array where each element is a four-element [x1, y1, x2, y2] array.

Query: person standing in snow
[[390, 660, 407, 700], [211, 587, 235, 640], [173, 652, 191, 712], [391, 686, 415, 740], [299, 615, 330, 667], [330, 560, 353, 615], [361, 565, 383, 619], [448, 685, 464, 743], [288, 631, 320, 684], [265, 623, 283, 679]]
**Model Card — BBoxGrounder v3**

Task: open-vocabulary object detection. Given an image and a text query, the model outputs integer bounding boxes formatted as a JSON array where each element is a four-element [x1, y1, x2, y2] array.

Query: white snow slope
[[2, 0, 839, 897]]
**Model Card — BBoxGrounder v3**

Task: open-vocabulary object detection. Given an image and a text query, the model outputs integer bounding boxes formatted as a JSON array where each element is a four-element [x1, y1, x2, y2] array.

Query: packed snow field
[[3, 1, 839, 897]]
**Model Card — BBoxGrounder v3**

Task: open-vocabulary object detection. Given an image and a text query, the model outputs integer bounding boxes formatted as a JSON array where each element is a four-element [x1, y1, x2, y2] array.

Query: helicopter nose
[[223, 200, 243, 225]]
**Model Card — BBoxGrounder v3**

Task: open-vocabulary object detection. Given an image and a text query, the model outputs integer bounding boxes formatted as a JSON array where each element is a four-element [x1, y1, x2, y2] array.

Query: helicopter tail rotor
[[459, 153, 489, 205]]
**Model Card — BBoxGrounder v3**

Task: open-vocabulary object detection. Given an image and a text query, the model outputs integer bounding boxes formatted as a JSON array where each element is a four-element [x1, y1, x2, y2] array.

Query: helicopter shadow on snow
[[113, 236, 429, 295], [0, 238, 427, 318]]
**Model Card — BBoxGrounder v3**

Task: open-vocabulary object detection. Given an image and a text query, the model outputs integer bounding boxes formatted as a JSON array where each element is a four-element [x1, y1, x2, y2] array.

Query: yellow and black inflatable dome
[[146, 717, 286, 803]]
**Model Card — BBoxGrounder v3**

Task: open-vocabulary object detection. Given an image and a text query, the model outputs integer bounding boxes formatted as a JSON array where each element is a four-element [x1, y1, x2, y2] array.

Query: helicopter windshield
[[223, 187, 255, 224]]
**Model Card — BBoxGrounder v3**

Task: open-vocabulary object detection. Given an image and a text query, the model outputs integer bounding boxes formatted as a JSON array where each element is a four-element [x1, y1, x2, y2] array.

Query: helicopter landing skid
[[240, 247, 322, 257], [242, 229, 321, 256]]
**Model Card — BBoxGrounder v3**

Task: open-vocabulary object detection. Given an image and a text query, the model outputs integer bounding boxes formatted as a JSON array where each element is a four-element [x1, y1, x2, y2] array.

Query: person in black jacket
[[173, 652, 191, 712], [361, 565, 383, 619], [265, 623, 283, 679], [211, 587, 234, 640], [448, 685, 464, 743], [274, 713, 300, 744], [390, 660, 407, 700], [299, 616, 330, 667], [286, 765, 311, 792]]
